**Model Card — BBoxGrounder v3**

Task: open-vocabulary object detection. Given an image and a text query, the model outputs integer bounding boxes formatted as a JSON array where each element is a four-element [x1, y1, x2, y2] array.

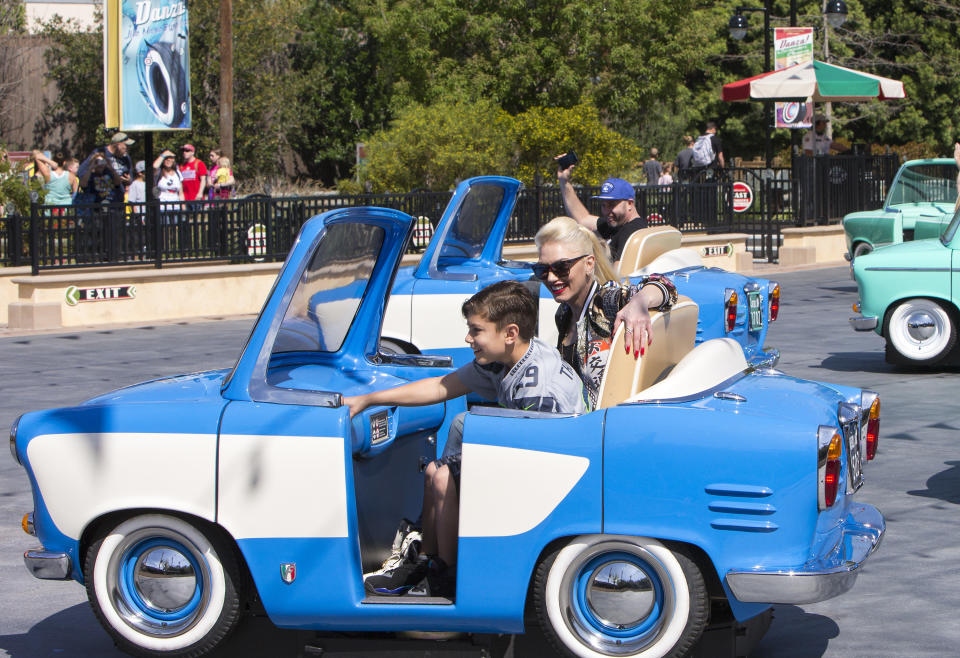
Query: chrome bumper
[[24, 549, 72, 580], [849, 315, 879, 331], [726, 502, 885, 605], [748, 347, 780, 369]]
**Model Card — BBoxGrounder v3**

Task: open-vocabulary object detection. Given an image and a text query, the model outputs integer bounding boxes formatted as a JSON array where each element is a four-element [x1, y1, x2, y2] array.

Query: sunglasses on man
[[532, 254, 588, 280]]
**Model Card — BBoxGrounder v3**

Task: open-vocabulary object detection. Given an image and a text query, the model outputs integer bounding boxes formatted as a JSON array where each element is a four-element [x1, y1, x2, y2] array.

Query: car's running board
[[361, 595, 453, 605]]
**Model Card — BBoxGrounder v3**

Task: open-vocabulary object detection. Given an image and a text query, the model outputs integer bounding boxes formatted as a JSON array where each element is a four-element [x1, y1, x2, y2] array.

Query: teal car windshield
[[942, 206, 960, 245], [887, 164, 958, 206]]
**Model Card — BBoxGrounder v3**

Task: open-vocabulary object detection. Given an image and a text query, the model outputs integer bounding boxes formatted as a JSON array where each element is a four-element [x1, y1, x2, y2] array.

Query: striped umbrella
[[722, 60, 905, 102]]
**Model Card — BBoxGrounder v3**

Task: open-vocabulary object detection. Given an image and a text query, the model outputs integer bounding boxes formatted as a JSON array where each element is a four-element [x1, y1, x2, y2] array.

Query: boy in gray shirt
[[344, 280, 586, 597]]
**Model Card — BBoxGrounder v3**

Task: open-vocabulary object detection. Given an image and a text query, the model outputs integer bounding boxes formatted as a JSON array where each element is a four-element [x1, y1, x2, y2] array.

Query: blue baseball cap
[[592, 178, 635, 201]]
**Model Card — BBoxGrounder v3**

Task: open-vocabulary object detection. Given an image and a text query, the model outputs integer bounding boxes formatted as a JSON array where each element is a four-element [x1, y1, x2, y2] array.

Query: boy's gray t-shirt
[[453, 337, 587, 414], [443, 338, 586, 460]]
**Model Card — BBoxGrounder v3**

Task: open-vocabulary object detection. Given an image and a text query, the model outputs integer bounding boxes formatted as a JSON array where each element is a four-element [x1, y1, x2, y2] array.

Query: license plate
[[748, 291, 763, 331]]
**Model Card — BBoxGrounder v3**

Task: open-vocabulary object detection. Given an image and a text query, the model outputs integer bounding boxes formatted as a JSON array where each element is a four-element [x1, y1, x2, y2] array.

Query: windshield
[[887, 164, 958, 206], [437, 183, 505, 259], [942, 206, 960, 245], [271, 222, 384, 354]]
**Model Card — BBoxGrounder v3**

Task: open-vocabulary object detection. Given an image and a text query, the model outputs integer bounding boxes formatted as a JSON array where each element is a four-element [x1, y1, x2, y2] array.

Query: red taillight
[[819, 428, 843, 510], [725, 290, 738, 332], [769, 283, 780, 322], [824, 432, 843, 507], [824, 461, 841, 506], [866, 397, 880, 460]]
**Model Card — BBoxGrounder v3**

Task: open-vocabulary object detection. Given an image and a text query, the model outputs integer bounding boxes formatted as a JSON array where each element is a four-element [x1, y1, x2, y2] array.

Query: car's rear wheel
[[534, 535, 708, 658], [852, 242, 873, 260], [84, 514, 243, 657], [884, 298, 957, 366]]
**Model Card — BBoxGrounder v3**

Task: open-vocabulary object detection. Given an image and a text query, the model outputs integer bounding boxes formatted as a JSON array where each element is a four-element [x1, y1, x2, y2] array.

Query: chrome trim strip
[[24, 549, 72, 580], [726, 503, 885, 604], [849, 315, 878, 331], [863, 267, 951, 272], [376, 352, 453, 368]]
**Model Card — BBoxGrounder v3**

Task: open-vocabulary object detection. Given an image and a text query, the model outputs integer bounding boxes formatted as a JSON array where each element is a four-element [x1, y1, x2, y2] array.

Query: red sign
[[732, 181, 753, 213]]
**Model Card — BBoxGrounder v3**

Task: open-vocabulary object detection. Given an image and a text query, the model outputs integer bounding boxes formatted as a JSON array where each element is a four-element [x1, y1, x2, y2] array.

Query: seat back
[[595, 297, 699, 409], [628, 247, 703, 278], [628, 338, 748, 402], [617, 226, 682, 276]]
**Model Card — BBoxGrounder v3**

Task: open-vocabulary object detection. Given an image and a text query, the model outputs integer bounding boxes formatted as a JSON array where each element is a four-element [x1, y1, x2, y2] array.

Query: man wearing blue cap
[[557, 159, 647, 270]]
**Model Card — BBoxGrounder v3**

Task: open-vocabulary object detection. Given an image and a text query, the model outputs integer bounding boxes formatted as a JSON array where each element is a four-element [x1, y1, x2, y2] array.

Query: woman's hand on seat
[[613, 296, 653, 358]]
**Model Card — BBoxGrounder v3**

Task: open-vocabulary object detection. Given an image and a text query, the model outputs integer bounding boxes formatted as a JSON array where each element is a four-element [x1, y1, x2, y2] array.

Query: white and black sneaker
[[364, 554, 432, 596], [363, 519, 424, 595]]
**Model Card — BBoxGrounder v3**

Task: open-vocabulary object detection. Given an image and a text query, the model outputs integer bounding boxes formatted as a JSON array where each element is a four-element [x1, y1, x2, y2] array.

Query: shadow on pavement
[[907, 460, 960, 505], [0, 603, 124, 657], [816, 352, 892, 373], [751, 605, 838, 657]]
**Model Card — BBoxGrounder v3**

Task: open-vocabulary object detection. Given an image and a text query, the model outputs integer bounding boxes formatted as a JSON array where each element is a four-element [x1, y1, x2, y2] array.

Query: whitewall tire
[[534, 535, 708, 658], [885, 298, 957, 366], [84, 514, 242, 657]]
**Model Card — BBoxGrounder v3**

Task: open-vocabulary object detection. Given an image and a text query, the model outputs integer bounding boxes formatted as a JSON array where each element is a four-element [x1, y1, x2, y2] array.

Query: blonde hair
[[535, 216, 619, 284], [218, 157, 230, 168]]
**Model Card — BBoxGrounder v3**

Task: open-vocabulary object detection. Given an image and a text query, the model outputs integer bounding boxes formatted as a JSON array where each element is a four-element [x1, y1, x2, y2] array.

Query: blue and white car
[[381, 176, 780, 368], [12, 206, 883, 658]]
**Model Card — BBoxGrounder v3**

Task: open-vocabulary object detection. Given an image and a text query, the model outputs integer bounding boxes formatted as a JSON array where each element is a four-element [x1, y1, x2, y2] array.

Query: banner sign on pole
[[774, 27, 814, 129], [104, 0, 192, 131]]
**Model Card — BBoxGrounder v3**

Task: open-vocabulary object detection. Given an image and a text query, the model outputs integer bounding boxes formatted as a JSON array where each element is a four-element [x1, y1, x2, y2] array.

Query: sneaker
[[364, 554, 432, 596], [366, 521, 422, 579]]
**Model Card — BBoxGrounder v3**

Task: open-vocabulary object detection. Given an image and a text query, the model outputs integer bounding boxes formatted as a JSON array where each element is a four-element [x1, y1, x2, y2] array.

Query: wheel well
[[881, 296, 960, 337], [79, 508, 264, 614]]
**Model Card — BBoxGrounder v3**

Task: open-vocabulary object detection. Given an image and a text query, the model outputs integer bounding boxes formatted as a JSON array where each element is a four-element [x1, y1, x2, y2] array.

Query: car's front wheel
[[534, 535, 708, 658], [884, 298, 957, 366], [84, 514, 243, 657]]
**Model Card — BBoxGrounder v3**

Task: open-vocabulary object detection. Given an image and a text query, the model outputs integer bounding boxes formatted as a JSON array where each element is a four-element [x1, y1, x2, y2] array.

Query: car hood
[[855, 238, 950, 271], [83, 369, 230, 405]]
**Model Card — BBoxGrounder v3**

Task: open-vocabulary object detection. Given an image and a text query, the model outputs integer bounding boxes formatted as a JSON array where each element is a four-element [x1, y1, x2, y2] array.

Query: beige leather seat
[[617, 226, 683, 277], [628, 338, 748, 402], [595, 296, 699, 409], [629, 247, 703, 278]]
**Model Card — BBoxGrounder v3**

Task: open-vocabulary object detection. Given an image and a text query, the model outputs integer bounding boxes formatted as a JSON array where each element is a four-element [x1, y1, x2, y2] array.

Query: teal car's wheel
[[84, 514, 243, 657], [884, 298, 957, 366], [535, 536, 708, 658], [852, 242, 873, 260]]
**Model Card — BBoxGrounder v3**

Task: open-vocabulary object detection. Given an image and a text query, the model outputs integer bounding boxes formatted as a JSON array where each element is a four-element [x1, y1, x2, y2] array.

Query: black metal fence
[[0, 154, 899, 273]]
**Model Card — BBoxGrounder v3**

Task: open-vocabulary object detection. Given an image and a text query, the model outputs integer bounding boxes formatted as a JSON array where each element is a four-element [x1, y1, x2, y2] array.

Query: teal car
[[843, 158, 957, 260], [850, 206, 960, 365]]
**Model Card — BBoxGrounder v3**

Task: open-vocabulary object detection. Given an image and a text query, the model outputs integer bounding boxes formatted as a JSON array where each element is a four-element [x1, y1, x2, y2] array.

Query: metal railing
[[0, 154, 900, 272]]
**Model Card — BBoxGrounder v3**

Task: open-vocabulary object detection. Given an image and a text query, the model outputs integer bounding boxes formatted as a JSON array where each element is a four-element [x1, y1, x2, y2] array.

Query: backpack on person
[[691, 134, 715, 167]]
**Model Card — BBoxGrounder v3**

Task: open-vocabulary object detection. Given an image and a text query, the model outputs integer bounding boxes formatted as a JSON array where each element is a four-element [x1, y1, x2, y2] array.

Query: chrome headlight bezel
[[10, 414, 22, 465]]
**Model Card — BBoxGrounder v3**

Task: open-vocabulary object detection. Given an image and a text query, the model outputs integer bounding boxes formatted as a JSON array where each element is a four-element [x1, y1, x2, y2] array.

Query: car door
[[217, 207, 450, 625]]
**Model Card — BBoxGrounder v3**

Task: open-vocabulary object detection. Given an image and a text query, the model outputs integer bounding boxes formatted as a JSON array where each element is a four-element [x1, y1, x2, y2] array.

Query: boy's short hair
[[462, 280, 537, 340]]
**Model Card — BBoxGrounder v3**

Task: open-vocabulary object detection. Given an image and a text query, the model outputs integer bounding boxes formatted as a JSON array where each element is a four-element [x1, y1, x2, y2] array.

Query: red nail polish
[[640, 347, 645, 356], [634, 348, 639, 358]]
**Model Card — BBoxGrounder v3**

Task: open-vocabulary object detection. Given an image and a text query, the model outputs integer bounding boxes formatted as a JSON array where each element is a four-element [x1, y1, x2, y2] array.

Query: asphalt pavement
[[1, 265, 958, 657]]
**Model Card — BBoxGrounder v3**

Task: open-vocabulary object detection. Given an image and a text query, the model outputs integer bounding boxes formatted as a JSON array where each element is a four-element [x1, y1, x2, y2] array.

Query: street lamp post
[[728, 0, 848, 163]]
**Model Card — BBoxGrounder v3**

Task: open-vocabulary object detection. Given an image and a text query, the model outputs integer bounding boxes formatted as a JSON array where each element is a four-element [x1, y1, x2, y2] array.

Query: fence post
[[30, 202, 39, 275], [152, 200, 163, 268], [108, 205, 121, 263], [9, 214, 22, 267]]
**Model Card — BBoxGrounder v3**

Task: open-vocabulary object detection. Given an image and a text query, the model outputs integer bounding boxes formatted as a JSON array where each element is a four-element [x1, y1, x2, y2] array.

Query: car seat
[[617, 226, 683, 277]]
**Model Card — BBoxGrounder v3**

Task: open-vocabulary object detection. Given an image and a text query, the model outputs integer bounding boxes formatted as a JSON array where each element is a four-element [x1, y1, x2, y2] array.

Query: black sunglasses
[[532, 254, 588, 280]]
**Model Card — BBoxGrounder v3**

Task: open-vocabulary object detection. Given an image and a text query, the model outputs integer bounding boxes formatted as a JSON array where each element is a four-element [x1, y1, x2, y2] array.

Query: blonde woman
[[534, 216, 677, 408]]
